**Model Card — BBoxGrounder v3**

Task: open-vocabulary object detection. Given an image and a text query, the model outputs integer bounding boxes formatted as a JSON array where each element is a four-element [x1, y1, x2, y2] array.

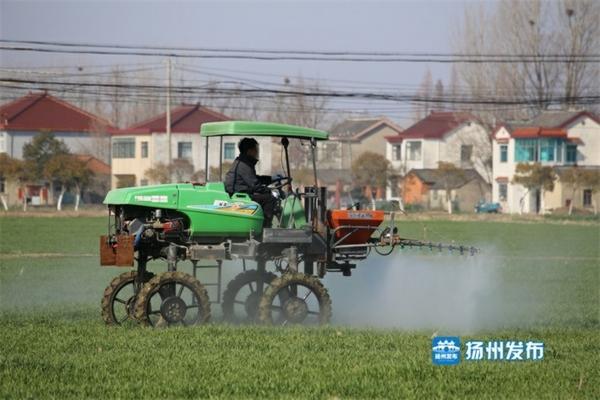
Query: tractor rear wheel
[[258, 272, 332, 326], [101, 270, 154, 326], [134, 271, 211, 327], [222, 270, 288, 323]]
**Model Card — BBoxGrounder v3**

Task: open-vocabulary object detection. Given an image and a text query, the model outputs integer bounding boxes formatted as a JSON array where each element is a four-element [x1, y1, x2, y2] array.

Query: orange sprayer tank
[[327, 209, 385, 245]]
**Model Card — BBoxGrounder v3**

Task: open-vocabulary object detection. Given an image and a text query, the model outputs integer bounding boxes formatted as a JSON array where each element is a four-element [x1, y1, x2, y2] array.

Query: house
[[492, 110, 600, 213], [110, 104, 273, 188], [0, 92, 114, 206], [317, 117, 403, 169], [75, 154, 111, 203], [0, 92, 114, 160], [548, 166, 600, 213], [385, 112, 492, 201], [403, 168, 490, 212]]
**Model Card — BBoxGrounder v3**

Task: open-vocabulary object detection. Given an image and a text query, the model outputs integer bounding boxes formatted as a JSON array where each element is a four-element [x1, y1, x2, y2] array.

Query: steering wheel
[[269, 176, 292, 190]]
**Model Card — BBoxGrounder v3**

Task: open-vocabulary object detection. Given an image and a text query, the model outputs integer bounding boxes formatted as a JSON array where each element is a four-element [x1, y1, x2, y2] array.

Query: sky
[[0, 0, 487, 125]]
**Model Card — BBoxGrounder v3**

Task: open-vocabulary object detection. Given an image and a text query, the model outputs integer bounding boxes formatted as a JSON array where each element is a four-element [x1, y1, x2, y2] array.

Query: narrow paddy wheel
[[258, 272, 332, 326], [101, 271, 153, 326], [222, 270, 288, 323], [134, 271, 211, 327]]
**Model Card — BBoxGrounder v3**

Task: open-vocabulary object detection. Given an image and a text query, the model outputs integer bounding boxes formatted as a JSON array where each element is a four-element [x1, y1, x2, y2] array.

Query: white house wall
[[441, 122, 492, 183], [4, 130, 106, 161], [564, 117, 600, 166]]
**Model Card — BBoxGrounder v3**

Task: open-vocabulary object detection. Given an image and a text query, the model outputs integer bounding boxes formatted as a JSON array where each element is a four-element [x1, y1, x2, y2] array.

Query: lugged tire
[[258, 272, 332, 325], [101, 270, 154, 326], [134, 271, 211, 327], [221, 269, 278, 323]]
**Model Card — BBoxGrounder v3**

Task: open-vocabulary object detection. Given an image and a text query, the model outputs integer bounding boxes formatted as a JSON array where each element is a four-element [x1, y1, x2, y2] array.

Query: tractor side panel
[[177, 183, 264, 237]]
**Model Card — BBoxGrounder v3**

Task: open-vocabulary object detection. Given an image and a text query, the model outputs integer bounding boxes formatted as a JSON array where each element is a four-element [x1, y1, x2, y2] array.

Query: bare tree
[[454, 0, 600, 123], [559, 1, 600, 110], [434, 79, 445, 112], [435, 162, 465, 214], [512, 162, 557, 214], [412, 69, 433, 121]]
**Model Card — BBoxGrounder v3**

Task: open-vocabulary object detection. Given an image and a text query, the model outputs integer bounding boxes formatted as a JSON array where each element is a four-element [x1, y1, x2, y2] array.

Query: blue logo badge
[[432, 336, 461, 366]]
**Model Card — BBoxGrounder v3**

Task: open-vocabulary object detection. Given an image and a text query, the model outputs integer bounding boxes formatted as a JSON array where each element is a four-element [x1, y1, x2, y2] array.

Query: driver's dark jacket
[[224, 154, 271, 195]]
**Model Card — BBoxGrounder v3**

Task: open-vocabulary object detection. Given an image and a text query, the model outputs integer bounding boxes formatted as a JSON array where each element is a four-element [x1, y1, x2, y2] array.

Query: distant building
[[110, 104, 273, 188], [318, 117, 403, 169], [492, 110, 600, 213], [403, 168, 490, 212], [0, 92, 114, 160], [0, 92, 114, 206], [75, 154, 111, 203], [385, 112, 491, 201]]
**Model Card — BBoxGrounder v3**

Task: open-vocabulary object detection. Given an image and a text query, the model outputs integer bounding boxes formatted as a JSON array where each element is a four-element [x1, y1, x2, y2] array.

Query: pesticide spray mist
[[323, 247, 525, 333]]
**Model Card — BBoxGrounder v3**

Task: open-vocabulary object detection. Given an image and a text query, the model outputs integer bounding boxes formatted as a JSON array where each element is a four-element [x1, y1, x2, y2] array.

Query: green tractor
[[100, 121, 476, 327]]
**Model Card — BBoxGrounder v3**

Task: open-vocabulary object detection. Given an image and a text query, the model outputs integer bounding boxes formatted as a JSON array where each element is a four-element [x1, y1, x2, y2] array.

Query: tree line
[[0, 133, 94, 211]]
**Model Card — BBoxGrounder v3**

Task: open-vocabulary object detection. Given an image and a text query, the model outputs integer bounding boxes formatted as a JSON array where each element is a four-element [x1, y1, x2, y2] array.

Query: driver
[[225, 138, 277, 228]]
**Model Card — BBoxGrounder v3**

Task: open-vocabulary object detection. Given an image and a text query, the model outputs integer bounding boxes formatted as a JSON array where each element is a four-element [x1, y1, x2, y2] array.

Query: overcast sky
[[0, 0, 489, 124]]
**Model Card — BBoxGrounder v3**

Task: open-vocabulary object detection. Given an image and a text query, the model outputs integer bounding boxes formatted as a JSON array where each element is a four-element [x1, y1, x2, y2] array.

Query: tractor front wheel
[[258, 272, 332, 326], [101, 270, 154, 326], [134, 271, 211, 327]]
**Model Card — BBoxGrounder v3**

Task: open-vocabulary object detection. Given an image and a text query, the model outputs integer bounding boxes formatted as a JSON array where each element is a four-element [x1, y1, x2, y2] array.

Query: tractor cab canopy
[[200, 121, 329, 141], [200, 121, 328, 187]]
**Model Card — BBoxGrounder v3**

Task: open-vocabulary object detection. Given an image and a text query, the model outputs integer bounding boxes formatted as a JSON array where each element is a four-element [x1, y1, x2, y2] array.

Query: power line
[[2, 77, 598, 107], [1, 43, 598, 63], [2, 39, 599, 58]]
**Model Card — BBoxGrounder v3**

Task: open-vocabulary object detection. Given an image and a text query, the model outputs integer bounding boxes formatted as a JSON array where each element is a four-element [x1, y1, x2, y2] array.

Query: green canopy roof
[[200, 121, 329, 140]]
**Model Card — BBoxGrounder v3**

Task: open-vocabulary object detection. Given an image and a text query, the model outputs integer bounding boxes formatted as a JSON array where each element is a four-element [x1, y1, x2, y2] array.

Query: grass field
[[0, 216, 598, 399]]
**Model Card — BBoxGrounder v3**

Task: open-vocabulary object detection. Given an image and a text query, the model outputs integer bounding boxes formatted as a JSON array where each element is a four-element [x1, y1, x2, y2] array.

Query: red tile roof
[[75, 154, 111, 175], [511, 127, 568, 139], [0, 92, 114, 132], [385, 112, 480, 143], [116, 104, 230, 135]]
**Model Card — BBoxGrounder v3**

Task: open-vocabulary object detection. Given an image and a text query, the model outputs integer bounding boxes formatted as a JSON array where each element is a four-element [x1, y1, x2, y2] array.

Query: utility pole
[[166, 58, 172, 178]]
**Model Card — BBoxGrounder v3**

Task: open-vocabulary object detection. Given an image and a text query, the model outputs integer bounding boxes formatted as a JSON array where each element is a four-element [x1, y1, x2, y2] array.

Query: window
[[0, 132, 6, 153], [141, 141, 148, 158], [177, 142, 192, 159], [539, 139, 556, 162], [0, 177, 5, 193], [515, 139, 537, 162], [115, 174, 136, 188], [566, 145, 577, 163], [406, 141, 422, 161], [112, 138, 135, 158], [498, 183, 508, 200], [583, 189, 592, 207], [461, 145, 473, 162], [500, 145, 508, 163], [392, 144, 402, 161], [224, 143, 236, 160]]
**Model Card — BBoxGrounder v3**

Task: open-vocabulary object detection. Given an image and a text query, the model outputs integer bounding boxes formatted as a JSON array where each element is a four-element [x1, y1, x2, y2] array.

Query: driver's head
[[239, 138, 259, 160]]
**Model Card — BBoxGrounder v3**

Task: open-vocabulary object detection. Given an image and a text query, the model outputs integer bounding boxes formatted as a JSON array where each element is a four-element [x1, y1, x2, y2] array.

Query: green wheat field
[[0, 216, 598, 399]]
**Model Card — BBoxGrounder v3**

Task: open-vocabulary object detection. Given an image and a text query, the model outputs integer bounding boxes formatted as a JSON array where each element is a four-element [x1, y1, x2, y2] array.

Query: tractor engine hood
[[104, 184, 180, 208]]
